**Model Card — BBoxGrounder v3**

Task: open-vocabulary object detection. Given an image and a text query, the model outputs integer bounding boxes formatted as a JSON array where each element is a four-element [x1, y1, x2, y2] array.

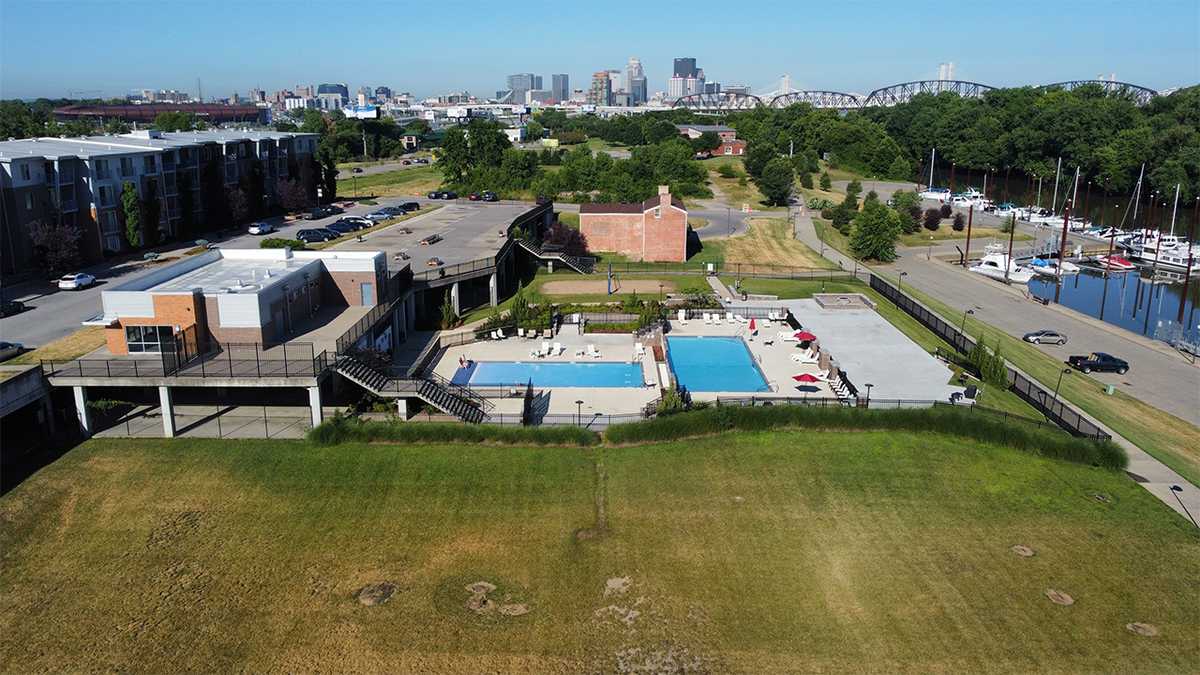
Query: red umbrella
[[748, 318, 757, 332], [794, 331, 817, 341], [792, 373, 819, 383]]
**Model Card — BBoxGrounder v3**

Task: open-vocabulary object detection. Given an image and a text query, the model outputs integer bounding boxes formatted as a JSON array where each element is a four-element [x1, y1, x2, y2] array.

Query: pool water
[[666, 336, 769, 392], [452, 360, 644, 388]]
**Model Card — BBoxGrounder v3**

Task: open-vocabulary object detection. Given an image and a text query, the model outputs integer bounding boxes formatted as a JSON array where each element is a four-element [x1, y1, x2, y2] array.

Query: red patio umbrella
[[792, 373, 819, 383], [794, 331, 817, 341], [748, 318, 757, 332]]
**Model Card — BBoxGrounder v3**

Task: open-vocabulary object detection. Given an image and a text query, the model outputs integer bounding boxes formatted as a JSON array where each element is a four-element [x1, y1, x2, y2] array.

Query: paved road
[[0, 195, 451, 347], [340, 158, 434, 178], [792, 209, 1200, 524]]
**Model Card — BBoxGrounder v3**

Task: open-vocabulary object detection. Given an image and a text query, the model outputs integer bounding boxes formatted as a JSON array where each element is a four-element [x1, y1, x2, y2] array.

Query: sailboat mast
[[1169, 183, 1180, 236], [929, 148, 936, 188], [1051, 157, 1062, 213]]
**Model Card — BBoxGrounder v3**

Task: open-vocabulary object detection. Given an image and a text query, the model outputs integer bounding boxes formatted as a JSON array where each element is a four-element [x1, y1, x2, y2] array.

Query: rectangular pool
[[666, 336, 769, 392], [452, 360, 644, 388]]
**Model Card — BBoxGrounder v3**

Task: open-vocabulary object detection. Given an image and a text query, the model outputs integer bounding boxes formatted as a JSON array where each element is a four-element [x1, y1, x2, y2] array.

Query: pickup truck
[[1067, 352, 1128, 374]]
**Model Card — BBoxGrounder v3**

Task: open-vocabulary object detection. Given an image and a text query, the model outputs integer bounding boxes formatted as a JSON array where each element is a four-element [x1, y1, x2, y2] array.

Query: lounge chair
[[712, 313, 721, 325], [725, 312, 735, 323], [575, 348, 586, 358], [518, 328, 526, 339], [791, 351, 819, 364], [541, 341, 551, 356], [677, 309, 688, 326], [489, 330, 498, 340], [634, 342, 646, 357], [779, 331, 799, 342], [529, 348, 540, 359], [553, 342, 564, 355], [496, 328, 506, 339], [587, 344, 601, 358]]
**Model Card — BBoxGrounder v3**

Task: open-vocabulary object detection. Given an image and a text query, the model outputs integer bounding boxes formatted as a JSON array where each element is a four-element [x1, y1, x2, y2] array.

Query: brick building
[[88, 248, 386, 354], [579, 186, 688, 263]]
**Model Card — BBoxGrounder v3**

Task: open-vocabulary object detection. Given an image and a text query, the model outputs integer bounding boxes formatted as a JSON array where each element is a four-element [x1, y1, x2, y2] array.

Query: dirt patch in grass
[[356, 582, 397, 606], [541, 279, 676, 296], [723, 218, 832, 269], [1011, 545, 1036, 558], [463, 580, 530, 617], [1045, 589, 1075, 606], [1126, 622, 1159, 637], [605, 576, 632, 597]]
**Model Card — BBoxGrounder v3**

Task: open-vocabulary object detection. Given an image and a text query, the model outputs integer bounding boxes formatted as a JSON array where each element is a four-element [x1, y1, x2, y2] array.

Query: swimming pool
[[452, 360, 644, 388], [666, 336, 769, 392]]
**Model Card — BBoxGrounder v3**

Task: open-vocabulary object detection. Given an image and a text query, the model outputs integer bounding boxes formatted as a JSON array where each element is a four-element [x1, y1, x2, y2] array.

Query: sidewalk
[[792, 210, 1200, 526]]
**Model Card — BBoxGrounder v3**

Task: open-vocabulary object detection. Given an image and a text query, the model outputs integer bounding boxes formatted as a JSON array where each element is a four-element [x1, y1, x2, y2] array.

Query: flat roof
[[333, 203, 532, 267], [0, 129, 319, 161], [148, 256, 320, 294]]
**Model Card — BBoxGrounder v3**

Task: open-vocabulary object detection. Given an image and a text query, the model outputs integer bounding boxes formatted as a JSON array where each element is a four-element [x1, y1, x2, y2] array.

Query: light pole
[[927, 235, 934, 261], [575, 399, 584, 426], [1169, 485, 1198, 528], [658, 282, 664, 301], [898, 271, 908, 294], [864, 383, 874, 407], [959, 308, 975, 335], [1048, 368, 1071, 420]]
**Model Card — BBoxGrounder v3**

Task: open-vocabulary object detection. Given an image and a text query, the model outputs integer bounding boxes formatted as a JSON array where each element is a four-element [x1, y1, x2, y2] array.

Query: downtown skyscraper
[[625, 57, 647, 105]]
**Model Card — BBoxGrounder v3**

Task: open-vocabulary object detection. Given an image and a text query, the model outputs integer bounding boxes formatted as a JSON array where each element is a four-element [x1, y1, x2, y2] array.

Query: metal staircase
[[334, 353, 491, 423], [515, 239, 596, 274]]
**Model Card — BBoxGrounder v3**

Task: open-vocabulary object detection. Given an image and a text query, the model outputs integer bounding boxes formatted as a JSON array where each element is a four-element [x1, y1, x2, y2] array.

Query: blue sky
[[1, 0, 1197, 100]]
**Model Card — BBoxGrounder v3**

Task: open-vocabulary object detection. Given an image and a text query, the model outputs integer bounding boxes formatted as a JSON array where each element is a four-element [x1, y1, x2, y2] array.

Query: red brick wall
[[104, 292, 207, 355], [642, 199, 687, 263], [579, 199, 687, 263], [323, 269, 383, 306], [579, 213, 643, 259]]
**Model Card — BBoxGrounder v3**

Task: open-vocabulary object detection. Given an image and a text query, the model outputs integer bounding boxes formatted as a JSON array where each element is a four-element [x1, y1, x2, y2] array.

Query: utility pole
[[928, 148, 936, 188], [1057, 200, 1072, 280], [963, 204, 974, 267], [1004, 214, 1017, 284]]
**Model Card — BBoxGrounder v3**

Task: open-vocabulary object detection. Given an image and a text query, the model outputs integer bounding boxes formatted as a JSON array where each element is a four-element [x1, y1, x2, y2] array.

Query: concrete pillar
[[450, 281, 461, 317], [42, 395, 57, 435], [158, 386, 175, 438], [391, 303, 403, 348], [308, 386, 323, 428], [489, 272, 498, 307], [547, 260, 554, 273], [72, 386, 92, 437], [395, 397, 410, 420]]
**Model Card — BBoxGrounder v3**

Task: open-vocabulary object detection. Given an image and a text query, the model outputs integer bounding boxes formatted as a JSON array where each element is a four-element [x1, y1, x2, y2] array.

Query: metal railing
[[483, 411, 650, 428], [43, 343, 329, 380], [868, 274, 1110, 440], [713, 396, 1060, 432]]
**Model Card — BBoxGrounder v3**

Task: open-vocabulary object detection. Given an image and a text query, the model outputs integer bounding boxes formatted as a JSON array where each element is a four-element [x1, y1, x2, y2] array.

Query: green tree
[[799, 172, 813, 189], [690, 131, 721, 153], [28, 220, 82, 277], [819, 172, 832, 190], [439, 126, 470, 184], [526, 119, 544, 140], [120, 181, 141, 248], [757, 157, 795, 206], [849, 201, 902, 261], [152, 111, 203, 132], [923, 208, 942, 231], [887, 155, 911, 180], [645, 119, 680, 144], [743, 143, 776, 181], [440, 294, 457, 328], [320, 150, 338, 202]]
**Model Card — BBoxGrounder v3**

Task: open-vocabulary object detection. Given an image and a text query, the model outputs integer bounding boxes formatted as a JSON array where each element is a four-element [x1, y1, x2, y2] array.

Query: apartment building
[[0, 130, 318, 276]]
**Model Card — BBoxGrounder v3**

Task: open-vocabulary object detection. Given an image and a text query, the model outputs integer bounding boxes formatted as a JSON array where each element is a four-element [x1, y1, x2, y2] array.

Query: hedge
[[260, 238, 307, 250], [604, 405, 1127, 470], [307, 414, 598, 447]]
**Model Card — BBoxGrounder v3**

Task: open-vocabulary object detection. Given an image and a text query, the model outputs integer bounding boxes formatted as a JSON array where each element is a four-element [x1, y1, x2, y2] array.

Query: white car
[[248, 222, 276, 235], [58, 272, 96, 290]]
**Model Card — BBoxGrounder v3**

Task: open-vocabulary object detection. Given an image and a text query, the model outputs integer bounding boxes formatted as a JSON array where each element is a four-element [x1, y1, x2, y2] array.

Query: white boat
[[969, 244, 1034, 283], [1030, 257, 1080, 276], [1129, 242, 1197, 273], [920, 187, 951, 202]]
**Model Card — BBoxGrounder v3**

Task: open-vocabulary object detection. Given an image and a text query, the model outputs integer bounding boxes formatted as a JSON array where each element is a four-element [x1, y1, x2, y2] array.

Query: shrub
[[819, 172, 832, 190], [717, 164, 738, 179], [603, 406, 1125, 469], [260, 238, 307, 250], [308, 414, 598, 446], [923, 208, 942, 231], [808, 197, 834, 210], [952, 212, 965, 231], [1000, 215, 1015, 233], [799, 172, 813, 189], [939, 203, 952, 219]]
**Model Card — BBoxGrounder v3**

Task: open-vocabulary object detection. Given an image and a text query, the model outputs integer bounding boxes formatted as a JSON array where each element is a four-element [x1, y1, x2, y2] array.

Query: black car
[[296, 228, 338, 243], [427, 191, 442, 199], [1067, 352, 1129, 374], [0, 299, 26, 318], [400, 201, 420, 211], [1023, 329, 1068, 345], [481, 191, 498, 202], [381, 206, 407, 216], [326, 222, 358, 235], [440, 191, 457, 200]]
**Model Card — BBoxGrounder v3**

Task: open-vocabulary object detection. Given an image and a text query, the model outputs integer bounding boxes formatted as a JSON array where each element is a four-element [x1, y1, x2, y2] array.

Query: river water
[[1028, 267, 1200, 344]]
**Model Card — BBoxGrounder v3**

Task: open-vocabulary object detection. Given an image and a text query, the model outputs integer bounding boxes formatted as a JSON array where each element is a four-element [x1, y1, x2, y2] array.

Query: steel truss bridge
[[671, 79, 1161, 113]]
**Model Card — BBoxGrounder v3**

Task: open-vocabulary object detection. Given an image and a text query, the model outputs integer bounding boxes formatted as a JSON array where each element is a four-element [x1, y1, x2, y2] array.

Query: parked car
[[427, 191, 442, 199], [481, 191, 498, 202], [400, 201, 420, 211], [0, 299, 26, 317], [339, 216, 372, 229], [1023, 330, 1068, 345], [380, 206, 407, 216], [248, 221, 276, 235], [352, 167, 364, 174], [326, 222, 358, 235], [426, 257, 444, 267], [468, 192, 481, 201], [415, 158, 430, 164], [0, 341, 23, 362], [1067, 352, 1129, 374], [440, 191, 457, 200], [296, 229, 338, 243], [58, 273, 96, 290], [365, 211, 392, 222], [402, 160, 411, 165]]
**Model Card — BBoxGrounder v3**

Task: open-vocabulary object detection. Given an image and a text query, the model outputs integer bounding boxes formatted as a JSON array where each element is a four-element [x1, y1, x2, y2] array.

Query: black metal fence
[[43, 343, 330, 380], [598, 262, 856, 281], [713, 395, 1060, 432], [868, 274, 1110, 440]]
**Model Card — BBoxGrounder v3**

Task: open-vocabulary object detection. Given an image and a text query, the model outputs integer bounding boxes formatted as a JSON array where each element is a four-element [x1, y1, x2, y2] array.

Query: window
[[95, 159, 110, 179], [19, 164, 30, 180], [124, 325, 173, 353], [143, 156, 156, 173], [24, 194, 32, 210], [724, 145, 732, 155], [120, 157, 134, 176], [653, 207, 661, 219], [98, 185, 115, 207]]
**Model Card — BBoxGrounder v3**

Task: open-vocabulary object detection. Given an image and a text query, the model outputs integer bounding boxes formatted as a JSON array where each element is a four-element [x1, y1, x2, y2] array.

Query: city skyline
[[2, 1, 1197, 101]]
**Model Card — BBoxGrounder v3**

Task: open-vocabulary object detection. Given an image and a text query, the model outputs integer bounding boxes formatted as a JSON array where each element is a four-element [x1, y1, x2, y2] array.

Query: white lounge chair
[[634, 342, 646, 357], [587, 344, 601, 358], [489, 330, 498, 340], [575, 348, 586, 358], [677, 309, 688, 326], [518, 328, 526, 339], [779, 331, 799, 341], [791, 352, 819, 364], [712, 313, 721, 325], [541, 341, 551, 356], [529, 348, 540, 359], [496, 328, 506, 339], [553, 342, 564, 355]]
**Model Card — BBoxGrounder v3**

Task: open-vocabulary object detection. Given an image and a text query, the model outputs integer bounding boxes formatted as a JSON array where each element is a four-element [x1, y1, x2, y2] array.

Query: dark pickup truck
[[1067, 352, 1129, 374]]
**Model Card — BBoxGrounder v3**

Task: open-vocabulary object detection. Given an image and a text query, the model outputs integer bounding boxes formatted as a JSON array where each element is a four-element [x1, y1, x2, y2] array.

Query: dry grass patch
[[8, 326, 106, 364], [723, 218, 835, 269]]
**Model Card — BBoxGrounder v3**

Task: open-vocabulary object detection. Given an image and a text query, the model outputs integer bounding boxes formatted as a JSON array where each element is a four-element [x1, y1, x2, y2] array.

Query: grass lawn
[[718, 277, 868, 300], [899, 226, 1033, 247], [8, 326, 106, 363], [882, 276, 1200, 487], [813, 217, 852, 257], [706, 169, 785, 211], [557, 210, 579, 229], [1, 433, 1195, 672], [336, 165, 442, 198], [724, 218, 836, 269]]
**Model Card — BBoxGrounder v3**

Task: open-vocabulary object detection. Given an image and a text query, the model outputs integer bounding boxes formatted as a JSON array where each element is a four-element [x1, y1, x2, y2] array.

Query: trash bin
[[1104, 384, 1115, 395]]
